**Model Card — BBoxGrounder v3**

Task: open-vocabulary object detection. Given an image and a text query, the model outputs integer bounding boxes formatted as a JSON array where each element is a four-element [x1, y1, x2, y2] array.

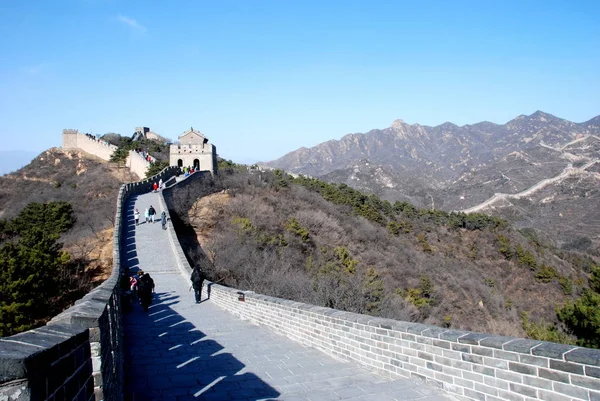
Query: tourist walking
[[158, 178, 163, 190], [153, 182, 158, 192], [138, 272, 155, 311], [148, 205, 156, 223], [144, 208, 150, 224], [161, 211, 167, 230], [190, 265, 205, 303], [134, 209, 140, 226]]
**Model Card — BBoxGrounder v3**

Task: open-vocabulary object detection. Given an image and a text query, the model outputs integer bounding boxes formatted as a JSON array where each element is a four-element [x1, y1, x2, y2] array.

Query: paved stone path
[[123, 191, 458, 401]]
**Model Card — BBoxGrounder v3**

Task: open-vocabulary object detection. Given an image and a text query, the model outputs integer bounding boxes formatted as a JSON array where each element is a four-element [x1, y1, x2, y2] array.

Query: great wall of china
[[61, 129, 154, 179], [1, 135, 599, 401]]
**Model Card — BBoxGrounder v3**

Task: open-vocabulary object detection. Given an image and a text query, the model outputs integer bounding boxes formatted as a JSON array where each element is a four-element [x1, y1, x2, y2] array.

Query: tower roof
[[179, 127, 207, 139]]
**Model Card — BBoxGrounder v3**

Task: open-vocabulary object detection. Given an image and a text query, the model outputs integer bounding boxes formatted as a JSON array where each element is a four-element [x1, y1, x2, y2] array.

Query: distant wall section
[[62, 129, 117, 161], [126, 150, 152, 180], [61, 129, 150, 179]]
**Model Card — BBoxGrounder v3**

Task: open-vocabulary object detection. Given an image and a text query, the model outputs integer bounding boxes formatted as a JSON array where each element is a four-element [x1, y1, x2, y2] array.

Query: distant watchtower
[[169, 127, 217, 173], [62, 129, 80, 149], [132, 127, 150, 141]]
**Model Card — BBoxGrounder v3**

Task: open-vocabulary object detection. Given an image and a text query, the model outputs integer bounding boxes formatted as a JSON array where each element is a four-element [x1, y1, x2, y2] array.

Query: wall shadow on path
[[123, 291, 280, 401], [162, 175, 215, 272], [167, 203, 211, 271], [123, 196, 140, 272]]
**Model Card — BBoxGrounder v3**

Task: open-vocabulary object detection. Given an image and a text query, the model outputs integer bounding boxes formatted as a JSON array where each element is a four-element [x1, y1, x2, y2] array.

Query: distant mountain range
[[264, 111, 600, 251]]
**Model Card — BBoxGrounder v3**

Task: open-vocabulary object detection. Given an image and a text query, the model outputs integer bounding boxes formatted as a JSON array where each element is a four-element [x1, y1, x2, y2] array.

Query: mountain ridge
[[263, 111, 600, 249]]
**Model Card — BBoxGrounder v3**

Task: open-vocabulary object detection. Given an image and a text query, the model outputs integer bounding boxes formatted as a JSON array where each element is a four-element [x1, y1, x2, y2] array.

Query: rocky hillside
[[264, 111, 600, 249], [0, 148, 138, 276], [169, 167, 599, 347]]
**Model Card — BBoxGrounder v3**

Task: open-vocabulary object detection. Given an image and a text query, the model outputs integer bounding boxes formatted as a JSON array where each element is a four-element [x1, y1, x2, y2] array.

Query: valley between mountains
[[264, 111, 600, 254]]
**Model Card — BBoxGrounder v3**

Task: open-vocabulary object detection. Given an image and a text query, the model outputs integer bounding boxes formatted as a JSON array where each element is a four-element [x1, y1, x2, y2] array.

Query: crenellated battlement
[[61, 129, 147, 179]]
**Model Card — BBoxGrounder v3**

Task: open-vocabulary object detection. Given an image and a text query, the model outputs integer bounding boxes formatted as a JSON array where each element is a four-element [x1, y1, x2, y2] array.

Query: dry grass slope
[[169, 169, 597, 343], [0, 148, 138, 311]]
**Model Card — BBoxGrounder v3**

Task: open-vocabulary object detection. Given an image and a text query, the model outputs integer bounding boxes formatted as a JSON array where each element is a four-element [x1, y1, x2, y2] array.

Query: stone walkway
[[122, 191, 458, 401]]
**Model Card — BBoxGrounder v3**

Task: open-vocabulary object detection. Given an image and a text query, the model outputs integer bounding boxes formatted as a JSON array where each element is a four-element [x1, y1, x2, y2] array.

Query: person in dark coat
[[148, 205, 156, 223], [191, 265, 204, 303], [138, 272, 155, 311], [161, 211, 167, 230]]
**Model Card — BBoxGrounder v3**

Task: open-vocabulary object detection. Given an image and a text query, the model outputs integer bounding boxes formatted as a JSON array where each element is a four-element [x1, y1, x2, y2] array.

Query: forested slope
[[169, 163, 600, 347], [0, 148, 137, 336]]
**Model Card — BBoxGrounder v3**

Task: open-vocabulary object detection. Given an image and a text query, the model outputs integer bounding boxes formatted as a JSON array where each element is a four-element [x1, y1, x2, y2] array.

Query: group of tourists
[[84, 133, 111, 147], [134, 148, 154, 163], [182, 166, 196, 177], [152, 179, 164, 192], [134, 205, 167, 229], [120, 265, 205, 312], [120, 270, 155, 312], [120, 169, 210, 314]]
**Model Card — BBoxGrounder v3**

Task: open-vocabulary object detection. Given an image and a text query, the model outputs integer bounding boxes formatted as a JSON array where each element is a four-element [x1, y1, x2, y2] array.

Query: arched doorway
[[177, 159, 183, 167], [193, 159, 200, 170]]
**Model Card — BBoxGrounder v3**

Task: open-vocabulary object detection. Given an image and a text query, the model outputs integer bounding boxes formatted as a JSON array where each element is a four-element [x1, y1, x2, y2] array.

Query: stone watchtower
[[169, 127, 217, 173], [62, 129, 80, 149]]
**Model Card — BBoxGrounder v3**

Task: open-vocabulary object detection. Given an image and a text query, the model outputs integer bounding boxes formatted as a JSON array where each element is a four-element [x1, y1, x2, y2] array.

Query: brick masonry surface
[[202, 285, 600, 401]]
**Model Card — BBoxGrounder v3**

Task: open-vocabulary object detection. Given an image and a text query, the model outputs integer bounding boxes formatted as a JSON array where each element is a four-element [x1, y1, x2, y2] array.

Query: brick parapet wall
[[61, 129, 155, 179], [156, 173, 600, 401], [0, 166, 179, 401], [62, 130, 118, 161], [126, 150, 151, 180], [0, 324, 93, 401], [204, 286, 600, 401], [160, 171, 210, 283]]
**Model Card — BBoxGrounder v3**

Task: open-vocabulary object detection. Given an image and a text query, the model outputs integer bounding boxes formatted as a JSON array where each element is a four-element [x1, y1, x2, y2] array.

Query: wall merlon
[[564, 348, 600, 366], [532, 343, 577, 359], [505, 339, 545, 354], [421, 327, 449, 339], [440, 330, 471, 342], [480, 336, 517, 349]]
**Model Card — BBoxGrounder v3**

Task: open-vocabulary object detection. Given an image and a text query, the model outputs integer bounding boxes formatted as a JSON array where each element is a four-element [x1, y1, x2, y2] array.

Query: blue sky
[[1, 0, 598, 164]]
